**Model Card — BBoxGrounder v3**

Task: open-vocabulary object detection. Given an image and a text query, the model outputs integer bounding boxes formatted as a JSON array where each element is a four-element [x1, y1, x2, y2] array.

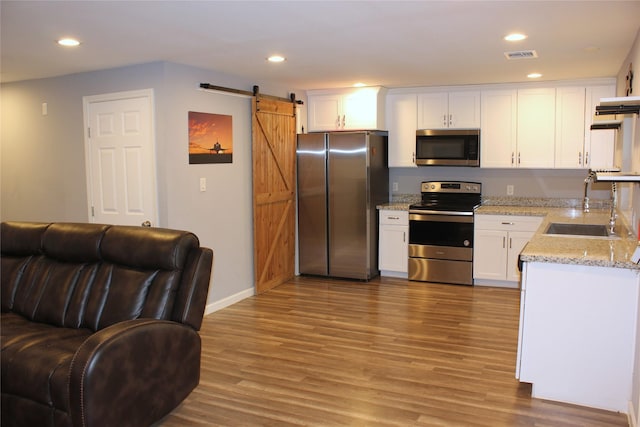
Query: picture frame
[[188, 111, 233, 164]]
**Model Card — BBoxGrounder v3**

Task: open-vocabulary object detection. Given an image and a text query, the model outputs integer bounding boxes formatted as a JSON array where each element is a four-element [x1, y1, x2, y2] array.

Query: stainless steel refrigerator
[[297, 131, 389, 280]]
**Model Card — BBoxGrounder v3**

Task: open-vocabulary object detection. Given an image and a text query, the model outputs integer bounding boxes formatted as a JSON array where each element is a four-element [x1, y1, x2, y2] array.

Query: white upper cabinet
[[386, 92, 417, 167], [417, 90, 480, 129], [313, 80, 615, 170], [481, 88, 557, 168], [480, 89, 518, 168], [307, 87, 386, 132], [516, 88, 556, 168], [585, 85, 616, 170], [555, 87, 587, 169], [480, 83, 615, 169]]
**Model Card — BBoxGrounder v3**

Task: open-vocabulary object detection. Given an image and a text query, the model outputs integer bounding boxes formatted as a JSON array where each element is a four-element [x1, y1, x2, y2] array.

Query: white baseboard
[[380, 270, 408, 279], [204, 287, 254, 315], [473, 278, 519, 289]]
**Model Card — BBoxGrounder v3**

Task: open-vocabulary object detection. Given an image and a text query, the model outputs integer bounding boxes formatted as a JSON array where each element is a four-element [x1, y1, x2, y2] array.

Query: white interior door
[[84, 89, 158, 226]]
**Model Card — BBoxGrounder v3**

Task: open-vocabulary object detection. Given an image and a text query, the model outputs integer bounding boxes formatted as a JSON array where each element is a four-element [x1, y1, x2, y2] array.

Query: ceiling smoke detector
[[504, 50, 538, 60]]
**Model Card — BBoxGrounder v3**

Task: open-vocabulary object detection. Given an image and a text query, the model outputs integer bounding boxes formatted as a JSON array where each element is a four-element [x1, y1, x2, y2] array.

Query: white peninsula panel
[[517, 261, 639, 412]]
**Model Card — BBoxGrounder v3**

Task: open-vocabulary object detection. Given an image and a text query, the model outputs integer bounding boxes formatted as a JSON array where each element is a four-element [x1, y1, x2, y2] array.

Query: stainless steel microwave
[[415, 129, 480, 166]]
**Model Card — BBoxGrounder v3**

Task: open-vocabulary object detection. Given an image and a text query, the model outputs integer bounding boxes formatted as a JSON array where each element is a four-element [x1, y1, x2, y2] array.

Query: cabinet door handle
[[336, 115, 340, 128], [578, 151, 582, 166], [443, 114, 447, 126], [511, 152, 515, 165], [503, 236, 506, 248], [341, 115, 346, 128], [518, 152, 521, 165], [585, 151, 589, 166], [403, 231, 406, 243], [501, 222, 514, 225], [509, 237, 512, 249], [449, 114, 453, 126], [387, 216, 400, 220]]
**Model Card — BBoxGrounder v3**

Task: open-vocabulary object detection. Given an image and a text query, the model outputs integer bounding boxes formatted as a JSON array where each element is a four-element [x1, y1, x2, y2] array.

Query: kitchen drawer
[[475, 214, 543, 232], [379, 209, 409, 225]]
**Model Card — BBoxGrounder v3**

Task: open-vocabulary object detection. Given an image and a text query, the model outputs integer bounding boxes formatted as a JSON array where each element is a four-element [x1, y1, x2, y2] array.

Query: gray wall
[[1, 61, 301, 307], [1, 63, 165, 222], [389, 167, 612, 200]]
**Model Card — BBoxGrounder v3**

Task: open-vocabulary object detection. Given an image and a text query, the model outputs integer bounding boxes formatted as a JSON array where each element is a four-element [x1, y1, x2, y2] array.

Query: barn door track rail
[[199, 83, 302, 111]]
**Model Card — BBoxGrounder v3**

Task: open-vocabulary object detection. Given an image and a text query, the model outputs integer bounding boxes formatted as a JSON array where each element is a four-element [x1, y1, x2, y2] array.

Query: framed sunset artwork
[[188, 111, 233, 164]]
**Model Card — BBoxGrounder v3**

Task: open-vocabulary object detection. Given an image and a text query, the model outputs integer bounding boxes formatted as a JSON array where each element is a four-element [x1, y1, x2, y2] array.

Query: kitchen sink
[[544, 223, 609, 237]]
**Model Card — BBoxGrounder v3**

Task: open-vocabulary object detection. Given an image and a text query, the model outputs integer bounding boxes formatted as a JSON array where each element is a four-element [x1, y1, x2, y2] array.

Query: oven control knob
[[464, 239, 470, 247], [430, 184, 436, 190]]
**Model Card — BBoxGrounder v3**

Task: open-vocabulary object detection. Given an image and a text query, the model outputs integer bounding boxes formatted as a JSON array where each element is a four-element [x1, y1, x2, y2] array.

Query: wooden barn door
[[252, 96, 296, 293]]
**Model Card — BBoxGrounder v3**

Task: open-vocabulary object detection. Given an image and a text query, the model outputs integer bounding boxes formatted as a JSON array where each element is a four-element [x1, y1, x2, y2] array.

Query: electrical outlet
[[392, 182, 399, 192], [199, 177, 206, 192], [507, 185, 514, 196]]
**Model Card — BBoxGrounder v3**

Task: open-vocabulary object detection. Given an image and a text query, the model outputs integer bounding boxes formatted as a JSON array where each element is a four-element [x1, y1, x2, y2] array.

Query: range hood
[[595, 95, 640, 116]]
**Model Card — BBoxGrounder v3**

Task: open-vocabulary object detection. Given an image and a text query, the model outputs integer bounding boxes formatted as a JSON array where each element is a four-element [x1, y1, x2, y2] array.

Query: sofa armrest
[[68, 319, 201, 427]]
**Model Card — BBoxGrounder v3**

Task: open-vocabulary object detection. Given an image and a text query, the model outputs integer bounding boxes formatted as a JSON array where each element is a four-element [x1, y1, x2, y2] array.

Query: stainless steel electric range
[[408, 181, 481, 285]]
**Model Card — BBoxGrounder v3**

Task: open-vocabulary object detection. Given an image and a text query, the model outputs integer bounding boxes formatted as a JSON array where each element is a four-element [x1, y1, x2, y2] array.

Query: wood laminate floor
[[158, 276, 629, 426]]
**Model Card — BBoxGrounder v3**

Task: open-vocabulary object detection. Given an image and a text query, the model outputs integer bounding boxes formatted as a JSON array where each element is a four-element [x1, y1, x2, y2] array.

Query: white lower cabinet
[[378, 210, 408, 277], [473, 215, 543, 287]]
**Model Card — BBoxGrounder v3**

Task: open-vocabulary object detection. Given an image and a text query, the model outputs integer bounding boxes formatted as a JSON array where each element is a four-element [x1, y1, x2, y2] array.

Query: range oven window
[[409, 214, 474, 248]]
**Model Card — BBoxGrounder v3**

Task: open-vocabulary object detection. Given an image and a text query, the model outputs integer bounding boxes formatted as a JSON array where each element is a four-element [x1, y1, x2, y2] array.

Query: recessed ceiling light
[[504, 33, 527, 42], [57, 38, 80, 47], [267, 55, 286, 63], [527, 73, 543, 79], [353, 82, 366, 87]]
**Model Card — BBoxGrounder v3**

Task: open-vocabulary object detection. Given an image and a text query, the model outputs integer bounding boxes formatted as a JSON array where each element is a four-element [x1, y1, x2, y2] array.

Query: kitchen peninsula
[[379, 199, 640, 413], [505, 206, 639, 413]]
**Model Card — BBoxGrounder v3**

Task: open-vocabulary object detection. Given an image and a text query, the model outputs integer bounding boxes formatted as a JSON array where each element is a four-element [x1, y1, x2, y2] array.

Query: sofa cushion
[[42, 223, 107, 263], [1, 222, 49, 312], [1, 313, 92, 412], [100, 225, 199, 270], [2, 222, 203, 332]]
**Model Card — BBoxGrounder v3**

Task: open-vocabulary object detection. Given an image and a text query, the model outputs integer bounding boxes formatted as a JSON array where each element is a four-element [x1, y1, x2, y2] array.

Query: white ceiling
[[2, 1, 640, 90]]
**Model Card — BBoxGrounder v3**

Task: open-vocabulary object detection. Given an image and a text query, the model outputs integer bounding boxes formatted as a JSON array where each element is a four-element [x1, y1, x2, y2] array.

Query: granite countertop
[[377, 202, 412, 211], [378, 197, 640, 270], [478, 205, 640, 270]]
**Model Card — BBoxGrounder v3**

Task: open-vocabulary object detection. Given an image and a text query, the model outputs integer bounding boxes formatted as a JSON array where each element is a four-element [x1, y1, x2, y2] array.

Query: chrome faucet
[[583, 169, 597, 212], [609, 182, 617, 234]]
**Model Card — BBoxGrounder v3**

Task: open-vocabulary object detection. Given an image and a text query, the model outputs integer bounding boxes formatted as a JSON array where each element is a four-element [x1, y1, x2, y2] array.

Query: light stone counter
[[377, 197, 640, 270], [377, 193, 419, 211], [476, 205, 640, 270], [377, 202, 411, 211]]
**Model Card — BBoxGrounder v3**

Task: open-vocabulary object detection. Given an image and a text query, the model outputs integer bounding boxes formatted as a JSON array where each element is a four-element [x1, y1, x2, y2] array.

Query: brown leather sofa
[[1, 221, 214, 427]]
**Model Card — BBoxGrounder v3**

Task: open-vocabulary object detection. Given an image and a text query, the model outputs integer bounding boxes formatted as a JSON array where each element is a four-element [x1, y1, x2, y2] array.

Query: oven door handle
[[409, 212, 474, 223], [409, 210, 474, 216]]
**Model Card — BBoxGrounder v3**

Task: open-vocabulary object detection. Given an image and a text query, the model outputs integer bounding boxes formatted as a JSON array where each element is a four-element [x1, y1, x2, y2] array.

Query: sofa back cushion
[[1, 222, 50, 312], [1, 222, 202, 332]]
